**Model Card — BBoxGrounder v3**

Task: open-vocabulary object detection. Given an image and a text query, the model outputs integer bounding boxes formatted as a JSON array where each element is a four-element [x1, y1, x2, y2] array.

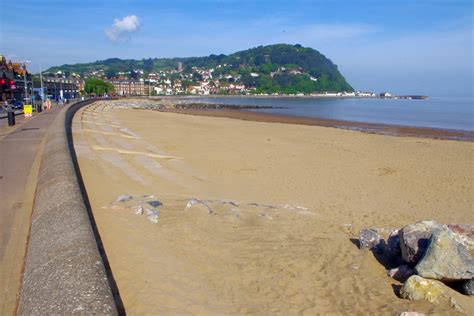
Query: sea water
[[193, 96, 474, 131]]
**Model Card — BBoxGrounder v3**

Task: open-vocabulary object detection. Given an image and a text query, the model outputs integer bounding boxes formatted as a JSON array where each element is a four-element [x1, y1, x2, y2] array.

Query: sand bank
[[73, 101, 473, 314]]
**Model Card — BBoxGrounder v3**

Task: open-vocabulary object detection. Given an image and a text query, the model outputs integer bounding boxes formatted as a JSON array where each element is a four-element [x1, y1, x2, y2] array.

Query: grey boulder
[[399, 220, 441, 263], [116, 194, 133, 202], [462, 278, 473, 296], [448, 224, 474, 249], [387, 229, 401, 255], [387, 264, 415, 282], [358, 228, 381, 250], [415, 228, 474, 282]]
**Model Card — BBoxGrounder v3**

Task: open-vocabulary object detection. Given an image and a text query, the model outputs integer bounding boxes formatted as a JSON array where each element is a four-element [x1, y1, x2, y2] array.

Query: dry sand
[[73, 100, 473, 315]]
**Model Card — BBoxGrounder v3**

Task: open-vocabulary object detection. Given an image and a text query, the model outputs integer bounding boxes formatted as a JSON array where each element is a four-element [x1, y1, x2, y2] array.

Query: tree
[[192, 72, 203, 82], [84, 78, 114, 95], [143, 58, 154, 73], [182, 80, 193, 89], [130, 70, 140, 79], [105, 68, 118, 79]]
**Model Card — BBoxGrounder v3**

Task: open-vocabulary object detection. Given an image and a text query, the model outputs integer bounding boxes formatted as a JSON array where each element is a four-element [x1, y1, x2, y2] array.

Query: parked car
[[12, 100, 24, 109]]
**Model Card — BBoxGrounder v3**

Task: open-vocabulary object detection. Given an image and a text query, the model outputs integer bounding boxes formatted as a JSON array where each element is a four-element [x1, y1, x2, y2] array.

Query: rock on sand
[[415, 228, 474, 282]]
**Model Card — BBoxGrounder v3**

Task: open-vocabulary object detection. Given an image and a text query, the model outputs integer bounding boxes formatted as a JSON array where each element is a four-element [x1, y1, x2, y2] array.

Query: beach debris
[[181, 198, 313, 221], [415, 228, 474, 282], [141, 194, 155, 199], [109, 194, 163, 223], [399, 220, 441, 264], [146, 209, 160, 224], [387, 265, 415, 282], [462, 278, 473, 296], [116, 194, 133, 202], [185, 199, 213, 214], [358, 228, 381, 250], [147, 200, 163, 208], [133, 205, 144, 215], [258, 213, 273, 220], [349, 263, 360, 270], [397, 312, 425, 316], [248, 202, 275, 209]]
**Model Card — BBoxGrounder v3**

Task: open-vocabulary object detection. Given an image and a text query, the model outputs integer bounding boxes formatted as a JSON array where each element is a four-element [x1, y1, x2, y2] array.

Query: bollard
[[7, 104, 15, 126], [7, 110, 15, 126]]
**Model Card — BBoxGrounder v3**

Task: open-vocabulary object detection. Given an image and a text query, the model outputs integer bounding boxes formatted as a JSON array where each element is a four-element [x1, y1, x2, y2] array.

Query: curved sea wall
[[19, 100, 119, 315]]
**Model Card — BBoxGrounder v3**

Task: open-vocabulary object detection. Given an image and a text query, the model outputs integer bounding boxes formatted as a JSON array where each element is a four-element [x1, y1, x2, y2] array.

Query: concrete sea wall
[[19, 100, 120, 315]]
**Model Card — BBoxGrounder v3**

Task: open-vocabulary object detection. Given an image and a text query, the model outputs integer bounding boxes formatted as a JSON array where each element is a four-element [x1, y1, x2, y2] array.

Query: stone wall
[[19, 100, 119, 315]]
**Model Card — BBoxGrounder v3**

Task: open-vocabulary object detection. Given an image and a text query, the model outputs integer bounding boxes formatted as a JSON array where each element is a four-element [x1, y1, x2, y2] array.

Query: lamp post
[[21, 60, 31, 105], [39, 64, 44, 111]]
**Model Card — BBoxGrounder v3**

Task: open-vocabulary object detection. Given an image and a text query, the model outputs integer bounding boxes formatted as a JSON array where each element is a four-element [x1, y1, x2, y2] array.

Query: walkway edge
[[18, 100, 119, 315]]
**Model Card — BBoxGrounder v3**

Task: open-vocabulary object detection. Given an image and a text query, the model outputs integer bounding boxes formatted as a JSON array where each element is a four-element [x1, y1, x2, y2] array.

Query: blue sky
[[1, 0, 472, 96]]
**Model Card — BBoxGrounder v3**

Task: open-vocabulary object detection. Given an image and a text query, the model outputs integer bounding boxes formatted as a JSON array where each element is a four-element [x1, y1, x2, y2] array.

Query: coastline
[[160, 94, 376, 99], [164, 108, 474, 142]]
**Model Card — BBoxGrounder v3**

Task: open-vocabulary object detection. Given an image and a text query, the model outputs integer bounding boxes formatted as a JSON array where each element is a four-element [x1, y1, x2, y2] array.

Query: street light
[[39, 64, 44, 110], [20, 60, 31, 105]]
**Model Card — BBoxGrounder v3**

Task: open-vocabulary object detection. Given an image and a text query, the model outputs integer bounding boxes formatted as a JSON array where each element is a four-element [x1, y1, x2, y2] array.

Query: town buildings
[[34, 77, 83, 100], [109, 80, 148, 96], [38, 61, 376, 98], [0, 55, 33, 103]]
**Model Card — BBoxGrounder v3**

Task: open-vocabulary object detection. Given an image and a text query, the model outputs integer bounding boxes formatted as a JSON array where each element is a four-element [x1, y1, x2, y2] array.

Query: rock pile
[[173, 102, 276, 110], [358, 220, 474, 311]]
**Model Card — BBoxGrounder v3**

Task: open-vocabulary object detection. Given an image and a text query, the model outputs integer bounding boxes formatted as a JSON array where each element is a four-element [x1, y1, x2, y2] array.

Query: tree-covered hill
[[45, 44, 353, 93]]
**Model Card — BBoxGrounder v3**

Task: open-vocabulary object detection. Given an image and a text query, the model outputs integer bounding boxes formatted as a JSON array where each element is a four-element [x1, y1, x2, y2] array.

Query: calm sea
[[192, 96, 474, 131]]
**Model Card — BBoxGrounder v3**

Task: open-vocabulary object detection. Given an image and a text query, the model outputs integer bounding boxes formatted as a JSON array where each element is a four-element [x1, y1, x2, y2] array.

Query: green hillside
[[45, 44, 353, 93]]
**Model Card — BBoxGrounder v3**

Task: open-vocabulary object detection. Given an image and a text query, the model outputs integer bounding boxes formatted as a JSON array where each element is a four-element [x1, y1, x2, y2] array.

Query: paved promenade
[[0, 107, 62, 315]]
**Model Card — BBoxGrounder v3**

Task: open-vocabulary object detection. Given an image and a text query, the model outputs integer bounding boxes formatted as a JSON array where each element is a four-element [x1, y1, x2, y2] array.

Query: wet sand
[[166, 108, 474, 141], [73, 101, 473, 315]]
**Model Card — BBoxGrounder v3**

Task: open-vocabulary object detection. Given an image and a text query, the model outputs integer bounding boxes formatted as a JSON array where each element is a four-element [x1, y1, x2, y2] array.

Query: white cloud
[[105, 15, 140, 41]]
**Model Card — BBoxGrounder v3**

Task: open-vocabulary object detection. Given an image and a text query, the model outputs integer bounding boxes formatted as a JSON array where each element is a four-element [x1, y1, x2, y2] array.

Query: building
[[34, 77, 83, 100], [0, 55, 33, 103], [109, 80, 147, 96]]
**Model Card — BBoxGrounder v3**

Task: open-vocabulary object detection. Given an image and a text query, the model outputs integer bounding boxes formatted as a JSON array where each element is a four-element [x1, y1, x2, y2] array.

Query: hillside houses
[[45, 62, 363, 97]]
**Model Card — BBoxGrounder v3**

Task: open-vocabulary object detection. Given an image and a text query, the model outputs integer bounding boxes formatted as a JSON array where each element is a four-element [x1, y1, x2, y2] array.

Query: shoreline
[[164, 108, 474, 142], [158, 94, 375, 99]]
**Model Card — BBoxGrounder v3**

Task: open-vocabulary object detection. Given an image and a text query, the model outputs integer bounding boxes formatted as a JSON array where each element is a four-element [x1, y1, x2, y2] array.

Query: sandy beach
[[73, 100, 473, 315]]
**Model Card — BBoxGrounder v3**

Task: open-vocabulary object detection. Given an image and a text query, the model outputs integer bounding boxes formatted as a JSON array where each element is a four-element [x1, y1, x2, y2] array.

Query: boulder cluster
[[359, 220, 473, 311]]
